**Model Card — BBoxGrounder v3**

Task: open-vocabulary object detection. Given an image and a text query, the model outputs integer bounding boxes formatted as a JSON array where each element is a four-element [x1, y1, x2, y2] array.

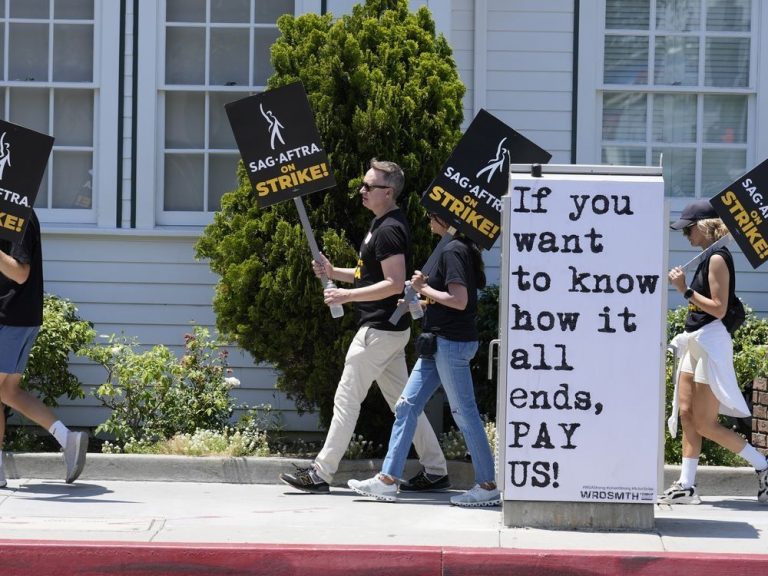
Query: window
[[582, 0, 757, 201], [0, 0, 98, 223], [157, 0, 295, 225]]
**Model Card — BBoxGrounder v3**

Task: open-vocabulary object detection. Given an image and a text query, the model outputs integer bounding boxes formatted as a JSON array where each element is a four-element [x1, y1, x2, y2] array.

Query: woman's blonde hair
[[693, 218, 729, 242]]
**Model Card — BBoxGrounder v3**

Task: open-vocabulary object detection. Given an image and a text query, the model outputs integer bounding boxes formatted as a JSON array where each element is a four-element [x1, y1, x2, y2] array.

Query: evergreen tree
[[196, 0, 465, 435]]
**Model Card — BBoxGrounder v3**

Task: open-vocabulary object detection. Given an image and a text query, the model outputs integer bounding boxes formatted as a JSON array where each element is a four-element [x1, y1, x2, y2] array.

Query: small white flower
[[224, 376, 240, 388]]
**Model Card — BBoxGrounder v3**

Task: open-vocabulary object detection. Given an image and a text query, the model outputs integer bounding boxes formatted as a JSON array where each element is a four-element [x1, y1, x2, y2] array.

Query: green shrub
[[83, 326, 242, 449], [23, 293, 95, 406]]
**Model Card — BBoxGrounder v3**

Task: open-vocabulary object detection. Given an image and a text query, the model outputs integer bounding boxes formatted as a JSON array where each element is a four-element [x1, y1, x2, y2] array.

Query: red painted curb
[[0, 541, 766, 576]]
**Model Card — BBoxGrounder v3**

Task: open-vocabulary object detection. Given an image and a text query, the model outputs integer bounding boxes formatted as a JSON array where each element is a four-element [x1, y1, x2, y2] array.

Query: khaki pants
[[313, 326, 447, 482]]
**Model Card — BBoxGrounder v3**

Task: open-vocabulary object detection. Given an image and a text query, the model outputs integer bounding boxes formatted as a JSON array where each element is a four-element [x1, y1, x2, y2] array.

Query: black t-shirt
[[685, 246, 735, 333], [423, 238, 479, 341], [354, 208, 411, 331], [0, 210, 44, 326]]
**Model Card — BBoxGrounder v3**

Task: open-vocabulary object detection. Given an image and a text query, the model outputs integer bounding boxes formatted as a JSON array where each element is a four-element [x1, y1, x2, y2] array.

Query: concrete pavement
[[0, 454, 767, 575]]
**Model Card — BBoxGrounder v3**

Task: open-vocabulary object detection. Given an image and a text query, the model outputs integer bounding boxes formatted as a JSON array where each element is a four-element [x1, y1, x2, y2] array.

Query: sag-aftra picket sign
[[0, 120, 54, 242]]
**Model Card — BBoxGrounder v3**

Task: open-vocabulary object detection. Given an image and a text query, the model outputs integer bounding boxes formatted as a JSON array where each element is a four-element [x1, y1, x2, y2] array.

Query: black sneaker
[[399, 469, 451, 492], [280, 465, 330, 494]]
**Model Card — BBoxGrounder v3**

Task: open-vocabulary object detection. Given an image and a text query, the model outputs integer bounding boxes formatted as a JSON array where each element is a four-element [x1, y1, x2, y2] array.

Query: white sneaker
[[450, 484, 501, 507], [348, 475, 397, 502], [758, 466, 768, 504], [658, 481, 701, 505], [64, 431, 89, 483]]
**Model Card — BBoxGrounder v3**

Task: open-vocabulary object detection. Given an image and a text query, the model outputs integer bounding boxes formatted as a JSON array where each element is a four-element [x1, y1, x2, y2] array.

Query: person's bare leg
[[0, 372, 57, 431]]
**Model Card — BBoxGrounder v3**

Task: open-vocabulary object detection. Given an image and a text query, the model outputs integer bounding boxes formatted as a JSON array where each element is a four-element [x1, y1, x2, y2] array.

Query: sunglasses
[[683, 223, 696, 237], [360, 182, 390, 192]]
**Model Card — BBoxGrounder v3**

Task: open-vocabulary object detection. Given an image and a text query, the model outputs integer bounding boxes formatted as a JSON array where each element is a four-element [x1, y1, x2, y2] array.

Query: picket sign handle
[[294, 196, 328, 286], [389, 226, 458, 325], [679, 233, 733, 273]]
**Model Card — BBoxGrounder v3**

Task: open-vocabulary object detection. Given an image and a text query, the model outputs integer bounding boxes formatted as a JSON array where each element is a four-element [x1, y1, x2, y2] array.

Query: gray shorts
[[0, 325, 40, 375]]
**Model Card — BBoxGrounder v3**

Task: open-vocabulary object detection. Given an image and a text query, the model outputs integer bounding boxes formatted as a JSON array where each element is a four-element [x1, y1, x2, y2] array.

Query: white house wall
[[25, 0, 767, 434]]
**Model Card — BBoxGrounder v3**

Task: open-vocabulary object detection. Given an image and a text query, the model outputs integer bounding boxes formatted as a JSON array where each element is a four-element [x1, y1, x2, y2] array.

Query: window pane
[[656, 0, 700, 31], [54, 90, 93, 146], [208, 154, 239, 211], [605, 0, 649, 29], [9, 0, 48, 18], [165, 92, 205, 148], [652, 94, 696, 143], [210, 92, 239, 149], [705, 38, 749, 88], [210, 28, 249, 86], [653, 148, 695, 197], [701, 149, 746, 196], [164, 154, 204, 210], [167, 0, 205, 23], [654, 36, 698, 86], [604, 35, 648, 84], [255, 0, 295, 24], [55, 0, 94, 20], [53, 24, 94, 82], [166, 27, 205, 85], [9, 23, 49, 82], [703, 95, 747, 144], [603, 92, 647, 141], [52, 150, 93, 209], [254, 28, 281, 85], [9, 88, 48, 134], [602, 146, 646, 165], [706, 0, 750, 32], [212, 0, 250, 23]]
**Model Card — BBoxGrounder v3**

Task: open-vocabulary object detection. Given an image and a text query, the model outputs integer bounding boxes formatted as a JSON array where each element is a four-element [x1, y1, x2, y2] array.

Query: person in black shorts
[[0, 209, 88, 488], [280, 159, 447, 493]]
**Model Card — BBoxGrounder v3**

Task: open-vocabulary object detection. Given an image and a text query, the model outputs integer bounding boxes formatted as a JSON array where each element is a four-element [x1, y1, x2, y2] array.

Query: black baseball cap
[[670, 199, 718, 230]]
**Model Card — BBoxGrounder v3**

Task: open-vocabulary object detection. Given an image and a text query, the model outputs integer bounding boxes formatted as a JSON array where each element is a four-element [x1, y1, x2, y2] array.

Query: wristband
[[683, 287, 694, 300]]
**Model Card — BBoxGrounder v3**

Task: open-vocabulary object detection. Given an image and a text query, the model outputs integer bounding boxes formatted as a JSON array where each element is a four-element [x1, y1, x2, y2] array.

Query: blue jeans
[[382, 337, 495, 484]]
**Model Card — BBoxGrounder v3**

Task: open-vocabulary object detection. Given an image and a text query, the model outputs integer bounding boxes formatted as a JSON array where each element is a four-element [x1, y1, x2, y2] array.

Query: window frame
[[576, 0, 768, 211], [0, 1, 120, 227], [137, 0, 308, 228]]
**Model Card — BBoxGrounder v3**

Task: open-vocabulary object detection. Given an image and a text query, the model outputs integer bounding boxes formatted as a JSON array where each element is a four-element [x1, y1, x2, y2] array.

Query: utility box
[[496, 165, 666, 530]]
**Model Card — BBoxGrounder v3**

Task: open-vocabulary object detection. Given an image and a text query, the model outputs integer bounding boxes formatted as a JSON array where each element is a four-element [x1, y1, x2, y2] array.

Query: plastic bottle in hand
[[325, 279, 344, 318], [405, 280, 424, 320]]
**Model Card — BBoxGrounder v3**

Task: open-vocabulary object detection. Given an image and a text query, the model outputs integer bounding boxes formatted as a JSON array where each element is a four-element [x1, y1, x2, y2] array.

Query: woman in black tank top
[[663, 199, 767, 505]]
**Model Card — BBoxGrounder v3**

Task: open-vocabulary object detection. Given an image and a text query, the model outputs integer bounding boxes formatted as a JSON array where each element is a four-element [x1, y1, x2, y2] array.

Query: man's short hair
[[369, 158, 405, 199]]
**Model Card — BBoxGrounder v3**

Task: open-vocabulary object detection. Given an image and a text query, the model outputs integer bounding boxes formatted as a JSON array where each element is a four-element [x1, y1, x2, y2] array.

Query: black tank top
[[684, 246, 735, 333]]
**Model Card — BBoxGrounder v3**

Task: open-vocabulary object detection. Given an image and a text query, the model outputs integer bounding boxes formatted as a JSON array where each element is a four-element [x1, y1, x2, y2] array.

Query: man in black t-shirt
[[280, 159, 447, 493], [0, 210, 88, 488]]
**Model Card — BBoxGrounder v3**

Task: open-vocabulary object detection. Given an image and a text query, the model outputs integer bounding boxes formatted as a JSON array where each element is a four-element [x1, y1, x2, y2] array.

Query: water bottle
[[325, 279, 344, 319], [405, 280, 424, 320]]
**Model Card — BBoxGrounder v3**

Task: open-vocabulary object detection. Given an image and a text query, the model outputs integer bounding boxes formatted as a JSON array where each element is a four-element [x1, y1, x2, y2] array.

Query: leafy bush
[[23, 293, 95, 406], [194, 0, 465, 443], [83, 327, 242, 449]]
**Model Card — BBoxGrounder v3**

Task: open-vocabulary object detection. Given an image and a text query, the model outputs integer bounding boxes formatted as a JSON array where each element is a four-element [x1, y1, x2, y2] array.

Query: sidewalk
[[0, 454, 767, 575]]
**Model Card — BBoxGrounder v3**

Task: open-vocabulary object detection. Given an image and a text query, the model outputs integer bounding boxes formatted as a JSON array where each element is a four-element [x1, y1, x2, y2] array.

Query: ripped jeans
[[382, 337, 495, 485]]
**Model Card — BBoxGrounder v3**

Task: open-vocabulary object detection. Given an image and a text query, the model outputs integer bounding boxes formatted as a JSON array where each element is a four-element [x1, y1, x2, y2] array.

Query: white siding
[[450, 1, 575, 285], [41, 230, 320, 432]]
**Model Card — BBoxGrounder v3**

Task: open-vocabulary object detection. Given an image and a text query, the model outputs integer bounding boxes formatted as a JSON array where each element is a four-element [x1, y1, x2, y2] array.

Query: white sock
[[48, 420, 70, 448], [0, 448, 4, 470], [679, 457, 699, 488], [738, 444, 768, 471]]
